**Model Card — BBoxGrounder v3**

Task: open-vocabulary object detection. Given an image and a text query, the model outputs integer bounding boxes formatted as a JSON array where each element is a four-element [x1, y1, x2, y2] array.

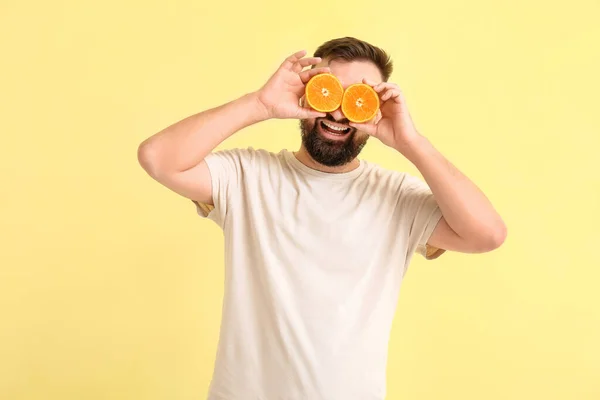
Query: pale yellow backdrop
[[1, 0, 599, 399]]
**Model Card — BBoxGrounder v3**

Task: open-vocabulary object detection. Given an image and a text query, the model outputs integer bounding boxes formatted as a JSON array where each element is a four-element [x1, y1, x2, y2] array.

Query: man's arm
[[399, 135, 507, 253], [137, 50, 328, 205], [137, 93, 268, 205], [350, 79, 506, 254]]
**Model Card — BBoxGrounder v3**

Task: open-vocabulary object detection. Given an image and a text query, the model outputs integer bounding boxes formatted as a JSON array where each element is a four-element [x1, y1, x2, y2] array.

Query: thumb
[[349, 122, 378, 136], [296, 106, 326, 120]]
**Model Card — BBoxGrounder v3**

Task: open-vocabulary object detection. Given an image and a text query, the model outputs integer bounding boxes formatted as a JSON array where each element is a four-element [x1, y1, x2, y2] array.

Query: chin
[[299, 119, 369, 167]]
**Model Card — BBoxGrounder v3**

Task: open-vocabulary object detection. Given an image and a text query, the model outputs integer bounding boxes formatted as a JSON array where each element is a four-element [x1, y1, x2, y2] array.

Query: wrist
[[246, 91, 273, 122], [246, 91, 272, 123], [395, 132, 431, 164]]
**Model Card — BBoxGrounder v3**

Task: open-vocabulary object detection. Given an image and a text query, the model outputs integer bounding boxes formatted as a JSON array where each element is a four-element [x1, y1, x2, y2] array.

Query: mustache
[[320, 114, 351, 126]]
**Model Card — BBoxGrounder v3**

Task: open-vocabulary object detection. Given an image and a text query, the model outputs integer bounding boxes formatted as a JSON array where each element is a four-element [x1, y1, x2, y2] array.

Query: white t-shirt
[[194, 147, 444, 400]]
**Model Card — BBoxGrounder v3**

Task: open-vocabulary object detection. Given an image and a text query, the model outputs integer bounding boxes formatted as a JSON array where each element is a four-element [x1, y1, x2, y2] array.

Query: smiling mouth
[[320, 120, 352, 136]]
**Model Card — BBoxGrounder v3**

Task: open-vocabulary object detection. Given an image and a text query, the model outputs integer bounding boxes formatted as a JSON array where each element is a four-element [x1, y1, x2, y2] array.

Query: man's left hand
[[349, 79, 420, 151]]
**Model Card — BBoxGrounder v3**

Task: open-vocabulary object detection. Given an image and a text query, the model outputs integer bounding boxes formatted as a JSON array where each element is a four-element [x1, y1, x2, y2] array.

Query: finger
[[362, 79, 390, 92], [349, 121, 378, 136], [381, 88, 401, 102], [281, 50, 307, 69], [374, 82, 400, 93], [298, 57, 322, 68], [292, 56, 321, 73], [299, 67, 331, 83], [362, 78, 380, 87]]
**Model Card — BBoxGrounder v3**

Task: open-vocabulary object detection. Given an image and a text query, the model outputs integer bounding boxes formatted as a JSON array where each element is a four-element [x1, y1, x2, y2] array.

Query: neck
[[294, 145, 361, 174]]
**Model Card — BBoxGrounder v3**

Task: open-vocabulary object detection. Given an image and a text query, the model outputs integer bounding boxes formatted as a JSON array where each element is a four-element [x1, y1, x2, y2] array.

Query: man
[[138, 37, 506, 400]]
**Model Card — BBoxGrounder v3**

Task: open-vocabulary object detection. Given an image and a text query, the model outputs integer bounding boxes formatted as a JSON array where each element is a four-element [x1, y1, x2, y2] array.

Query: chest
[[240, 176, 403, 270]]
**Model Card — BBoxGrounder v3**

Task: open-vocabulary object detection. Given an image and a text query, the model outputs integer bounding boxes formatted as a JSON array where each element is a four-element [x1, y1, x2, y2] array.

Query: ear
[[374, 109, 382, 124], [299, 95, 306, 107]]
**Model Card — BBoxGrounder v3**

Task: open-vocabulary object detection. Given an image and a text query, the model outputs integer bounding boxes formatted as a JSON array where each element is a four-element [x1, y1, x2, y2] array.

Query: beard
[[299, 117, 369, 167]]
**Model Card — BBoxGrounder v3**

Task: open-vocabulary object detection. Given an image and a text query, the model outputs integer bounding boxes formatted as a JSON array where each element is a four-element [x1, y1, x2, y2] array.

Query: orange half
[[341, 83, 380, 123], [305, 73, 344, 113]]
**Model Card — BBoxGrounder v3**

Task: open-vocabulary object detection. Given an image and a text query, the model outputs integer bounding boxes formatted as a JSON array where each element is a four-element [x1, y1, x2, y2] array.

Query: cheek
[[354, 129, 369, 139], [300, 118, 317, 133]]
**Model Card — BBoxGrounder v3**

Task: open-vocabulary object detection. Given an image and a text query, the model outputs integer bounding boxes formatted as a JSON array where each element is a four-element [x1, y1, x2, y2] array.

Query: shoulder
[[360, 160, 421, 192], [253, 147, 286, 165], [207, 146, 281, 165], [205, 147, 288, 177]]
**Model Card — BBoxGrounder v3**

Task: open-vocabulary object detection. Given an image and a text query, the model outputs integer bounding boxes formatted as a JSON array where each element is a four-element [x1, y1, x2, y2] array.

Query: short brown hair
[[314, 37, 393, 82]]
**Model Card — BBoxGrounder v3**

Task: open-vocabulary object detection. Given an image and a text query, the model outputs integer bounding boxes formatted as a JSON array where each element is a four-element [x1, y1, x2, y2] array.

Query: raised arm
[[351, 79, 507, 254], [137, 50, 329, 205]]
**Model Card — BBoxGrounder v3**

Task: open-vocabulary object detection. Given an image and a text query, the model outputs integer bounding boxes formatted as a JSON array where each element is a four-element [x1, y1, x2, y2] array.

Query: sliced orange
[[305, 73, 344, 113], [341, 83, 380, 123]]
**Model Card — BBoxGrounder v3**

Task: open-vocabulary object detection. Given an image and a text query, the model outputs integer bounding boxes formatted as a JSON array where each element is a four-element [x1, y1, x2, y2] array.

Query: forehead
[[315, 58, 383, 88]]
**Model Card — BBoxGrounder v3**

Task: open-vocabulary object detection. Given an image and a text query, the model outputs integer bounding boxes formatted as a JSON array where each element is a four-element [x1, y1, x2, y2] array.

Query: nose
[[330, 108, 346, 122]]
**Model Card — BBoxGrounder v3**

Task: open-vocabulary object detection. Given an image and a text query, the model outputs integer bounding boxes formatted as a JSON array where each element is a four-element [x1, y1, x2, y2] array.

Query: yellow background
[[1, 0, 599, 399]]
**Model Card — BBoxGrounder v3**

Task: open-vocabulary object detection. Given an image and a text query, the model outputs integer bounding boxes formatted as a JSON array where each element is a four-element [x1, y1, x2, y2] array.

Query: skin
[[138, 50, 507, 254]]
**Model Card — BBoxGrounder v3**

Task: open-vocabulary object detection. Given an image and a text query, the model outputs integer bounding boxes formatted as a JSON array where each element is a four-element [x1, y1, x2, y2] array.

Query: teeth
[[322, 121, 348, 132]]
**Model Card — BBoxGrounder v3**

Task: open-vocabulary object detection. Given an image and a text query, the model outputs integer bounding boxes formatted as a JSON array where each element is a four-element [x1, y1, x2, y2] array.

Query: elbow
[[137, 140, 161, 179], [479, 221, 507, 252]]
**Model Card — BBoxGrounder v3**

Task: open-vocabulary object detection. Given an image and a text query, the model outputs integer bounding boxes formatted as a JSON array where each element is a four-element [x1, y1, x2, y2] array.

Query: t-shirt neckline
[[283, 149, 366, 180]]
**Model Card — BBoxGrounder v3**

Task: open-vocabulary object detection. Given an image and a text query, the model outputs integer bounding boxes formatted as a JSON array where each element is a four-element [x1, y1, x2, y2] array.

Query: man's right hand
[[256, 50, 331, 120], [138, 50, 330, 207]]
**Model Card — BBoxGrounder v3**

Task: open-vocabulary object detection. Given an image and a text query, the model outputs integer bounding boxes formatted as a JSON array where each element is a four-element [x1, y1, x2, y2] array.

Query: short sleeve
[[192, 147, 255, 228], [398, 174, 445, 260]]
